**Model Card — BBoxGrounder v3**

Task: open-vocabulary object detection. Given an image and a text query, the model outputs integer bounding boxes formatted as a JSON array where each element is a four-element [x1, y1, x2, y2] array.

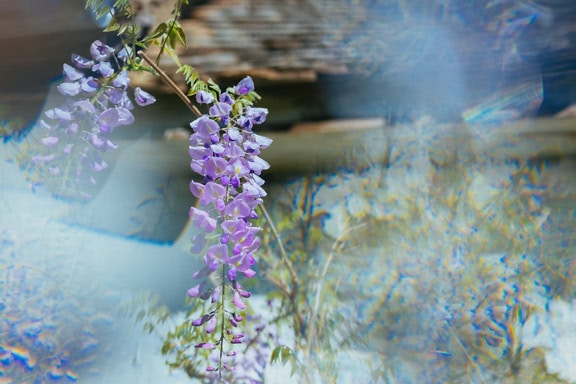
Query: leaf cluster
[[270, 345, 301, 378]]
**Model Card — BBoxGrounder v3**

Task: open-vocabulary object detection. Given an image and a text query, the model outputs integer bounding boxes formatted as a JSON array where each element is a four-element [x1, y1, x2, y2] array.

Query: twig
[[138, 51, 202, 117], [155, 0, 182, 65]]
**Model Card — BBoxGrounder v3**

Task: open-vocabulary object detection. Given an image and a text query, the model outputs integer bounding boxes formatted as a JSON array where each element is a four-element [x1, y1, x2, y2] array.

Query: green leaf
[[147, 22, 168, 40], [167, 30, 177, 50], [207, 78, 221, 94], [113, 0, 130, 10], [85, 0, 103, 11], [164, 45, 182, 67], [103, 17, 120, 32], [174, 25, 187, 47], [270, 346, 281, 364], [280, 345, 293, 365], [161, 341, 174, 355], [117, 23, 130, 37], [95, 5, 110, 20]]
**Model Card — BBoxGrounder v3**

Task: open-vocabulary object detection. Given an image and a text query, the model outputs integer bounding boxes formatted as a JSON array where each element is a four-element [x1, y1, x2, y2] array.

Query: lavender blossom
[[134, 87, 156, 106], [235, 76, 255, 96], [29, 40, 156, 200], [186, 76, 272, 378]]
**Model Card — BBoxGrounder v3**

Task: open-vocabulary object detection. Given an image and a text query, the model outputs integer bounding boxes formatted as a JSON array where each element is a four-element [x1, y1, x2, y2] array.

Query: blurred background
[[1, 0, 576, 383]]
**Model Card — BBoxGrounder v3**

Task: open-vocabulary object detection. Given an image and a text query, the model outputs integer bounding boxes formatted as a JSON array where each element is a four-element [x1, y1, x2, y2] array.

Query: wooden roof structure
[[135, 0, 576, 83], [127, 0, 576, 123], [2, 0, 576, 121]]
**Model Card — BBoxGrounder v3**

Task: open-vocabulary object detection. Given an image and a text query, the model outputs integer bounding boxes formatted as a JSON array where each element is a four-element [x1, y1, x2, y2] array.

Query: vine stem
[[156, 0, 182, 65], [219, 264, 226, 379], [138, 51, 202, 117]]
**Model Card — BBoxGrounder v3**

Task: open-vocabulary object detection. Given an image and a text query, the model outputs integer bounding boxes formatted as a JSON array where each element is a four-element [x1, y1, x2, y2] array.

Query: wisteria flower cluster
[[28, 40, 155, 199], [185, 76, 273, 377]]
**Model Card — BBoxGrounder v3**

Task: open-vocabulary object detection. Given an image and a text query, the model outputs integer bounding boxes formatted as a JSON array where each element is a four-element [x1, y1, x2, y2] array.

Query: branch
[[138, 51, 202, 117]]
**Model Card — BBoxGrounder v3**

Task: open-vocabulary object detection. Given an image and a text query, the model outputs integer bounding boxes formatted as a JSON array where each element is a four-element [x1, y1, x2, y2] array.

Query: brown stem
[[156, 0, 182, 65], [138, 51, 202, 117]]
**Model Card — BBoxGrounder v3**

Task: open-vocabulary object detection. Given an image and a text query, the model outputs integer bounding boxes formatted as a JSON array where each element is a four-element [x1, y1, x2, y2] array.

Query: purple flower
[[71, 54, 94, 69], [89, 134, 106, 149], [80, 77, 99, 93], [190, 207, 217, 232], [195, 343, 216, 349], [209, 102, 232, 119], [235, 76, 254, 95], [233, 291, 246, 309], [220, 92, 234, 104], [41, 137, 59, 147], [201, 181, 226, 206], [226, 127, 242, 142], [242, 269, 256, 279], [246, 107, 268, 125], [30, 39, 157, 202], [227, 267, 237, 281], [227, 158, 250, 179], [204, 157, 228, 180], [134, 87, 156, 106], [91, 159, 108, 172], [204, 244, 228, 271], [253, 133, 273, 149], [192, 115, 220, 138], [188, 145, 209, 160], [210, 143, 225, 155], [243, 178, 267, 197], [112, 70, 130, 88], [63, 63, 84, 81], [57, 82, 81, 96], [72, 99, 97, 115], [221, 219, 246, 235], [196, 90, 215, 104], [32, 154, 55, 163], [247, 156, 270, 175], [185, 76, 272, 376], [97, 108, 121, 134], [187, 284, 201, 298], [189, 180, 205, 199], [238, 289, 251, 298], [90, 40, 114, 62], [205, 316, 217, 333], [237, 115, 253, 131], [223, 198, 252, 219], [106, 88, 125, 105], [117, 46, 132, 62], [211, 286, 221, 303], [45, 107, 72, 121], [223, 143, 245, 158], [92, 61, 114, 77], [116, 107, 135, 125]]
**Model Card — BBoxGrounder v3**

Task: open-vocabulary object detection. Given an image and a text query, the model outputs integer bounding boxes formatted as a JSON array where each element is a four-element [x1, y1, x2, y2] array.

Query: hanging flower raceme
[[28, 40, 156, 200], [186, 76, 272, 378]]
